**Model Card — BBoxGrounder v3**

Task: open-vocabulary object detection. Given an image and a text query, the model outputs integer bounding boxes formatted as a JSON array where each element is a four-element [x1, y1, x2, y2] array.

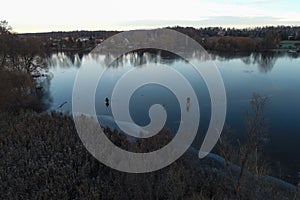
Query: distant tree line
[[19, 25, 300, 52], [169, 26, 291, 51], [169, 26, 300, 40], [18, 26, 300, 42], [18, 30, 120, 40], [19, 30, 120, 52]]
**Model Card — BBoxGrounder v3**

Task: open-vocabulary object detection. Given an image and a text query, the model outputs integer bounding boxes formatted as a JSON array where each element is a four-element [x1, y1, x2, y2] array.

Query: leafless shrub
[[0, 69, 42, 112]]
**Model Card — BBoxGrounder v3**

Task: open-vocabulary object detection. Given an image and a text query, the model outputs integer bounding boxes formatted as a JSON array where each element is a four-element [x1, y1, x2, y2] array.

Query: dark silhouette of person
[[105, 98, 109, 107]]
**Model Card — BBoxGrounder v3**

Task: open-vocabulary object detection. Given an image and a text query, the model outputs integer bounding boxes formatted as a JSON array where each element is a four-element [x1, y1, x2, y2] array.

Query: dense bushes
[[0, 111, 208, 199], [0, 69, 42, 112], [0, 110, 299, 199]]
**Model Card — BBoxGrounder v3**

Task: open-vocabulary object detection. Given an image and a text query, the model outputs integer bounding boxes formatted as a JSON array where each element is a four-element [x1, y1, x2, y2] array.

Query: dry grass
[[0, 111, 207, 199], [0, 110, 299, 199]]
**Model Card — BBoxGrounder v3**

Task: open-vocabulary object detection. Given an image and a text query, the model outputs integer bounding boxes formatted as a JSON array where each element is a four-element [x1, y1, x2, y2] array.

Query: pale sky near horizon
[[1, 0, 300, 33]]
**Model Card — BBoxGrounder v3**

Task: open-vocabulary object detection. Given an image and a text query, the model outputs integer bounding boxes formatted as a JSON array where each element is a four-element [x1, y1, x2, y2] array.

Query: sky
[[1, 0, 300, 33]]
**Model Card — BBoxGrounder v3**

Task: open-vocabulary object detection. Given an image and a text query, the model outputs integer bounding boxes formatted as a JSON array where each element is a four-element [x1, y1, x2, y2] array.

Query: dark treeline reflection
[[210, 51, 300, 73], [45, 52, 88, 68], [212, 52, 277, 73], [108, 49, 184, 68], [44, 50, 300, 73], [36, 73, 53, 110], [44, 50, 183, 69]]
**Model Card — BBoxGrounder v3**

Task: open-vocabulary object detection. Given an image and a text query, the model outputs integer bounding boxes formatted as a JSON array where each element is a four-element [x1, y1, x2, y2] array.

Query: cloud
[[122, 16, 300, 30]]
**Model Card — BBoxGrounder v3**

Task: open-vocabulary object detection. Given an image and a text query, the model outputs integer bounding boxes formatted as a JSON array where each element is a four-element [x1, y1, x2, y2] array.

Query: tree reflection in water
[[45, 52, 87, 68], [211, 51, 300, 73]]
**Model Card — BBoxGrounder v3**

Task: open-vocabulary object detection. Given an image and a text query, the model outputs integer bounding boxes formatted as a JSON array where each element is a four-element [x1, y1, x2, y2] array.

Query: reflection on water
[[45, 52, 86, 68], [36, 73, 53, 108], [210, 51, 280, 73], [44, 50, 293, 73], [42, 51, 300, 178]]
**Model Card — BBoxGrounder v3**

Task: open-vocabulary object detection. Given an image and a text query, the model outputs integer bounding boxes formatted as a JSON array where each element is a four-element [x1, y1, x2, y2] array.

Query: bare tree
[[0, 20, 45, 75], [219, 93, 270, 199], [16, 38, 45, 74]]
